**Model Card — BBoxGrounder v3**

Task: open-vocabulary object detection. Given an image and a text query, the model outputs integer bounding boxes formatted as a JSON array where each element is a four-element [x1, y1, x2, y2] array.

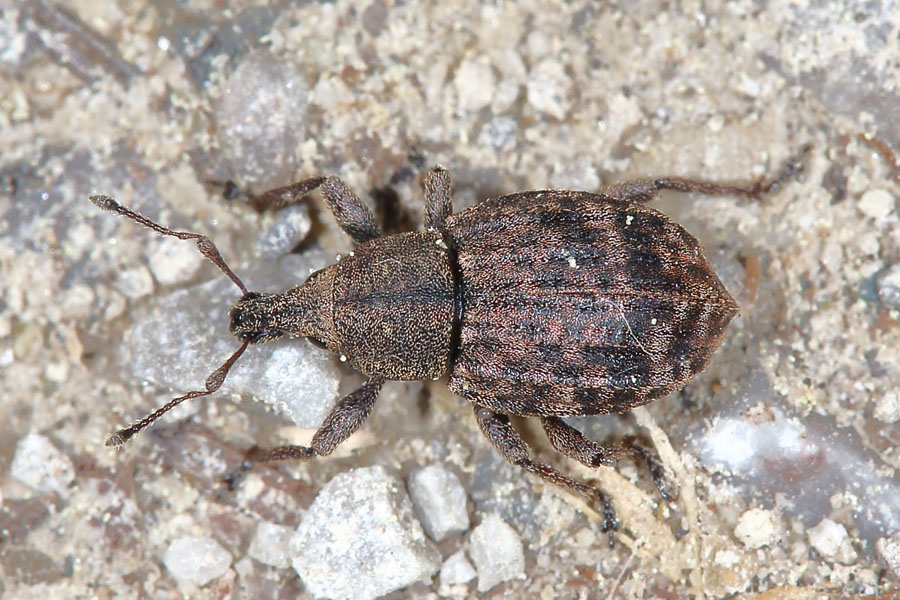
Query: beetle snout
[[228, 306, 247, 336], [228, 293, 281, 344]]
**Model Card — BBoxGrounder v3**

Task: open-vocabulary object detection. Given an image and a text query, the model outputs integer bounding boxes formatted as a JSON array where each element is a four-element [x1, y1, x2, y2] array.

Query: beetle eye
[[307, 336, 327, 349]]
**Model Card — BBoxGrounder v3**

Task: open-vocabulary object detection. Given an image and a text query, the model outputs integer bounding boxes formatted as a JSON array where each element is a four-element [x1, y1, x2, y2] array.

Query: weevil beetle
[[91, 154, 805, 545]]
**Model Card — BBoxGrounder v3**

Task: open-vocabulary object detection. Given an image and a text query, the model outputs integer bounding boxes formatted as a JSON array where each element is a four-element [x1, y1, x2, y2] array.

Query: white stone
[[550, 157, 600, 191], [858, 189, 895, 221], [60, 284, 96, 320], [254, 204, 312, 260], [115, 265, 154, 300], [163, 536, 232, 588], [248, 521, 293, 569], [734, 508, 778, 549], [11, 433, 75, 495], [454, 59, 496, 112], [877, 264, 900, 310], [440, 549, 476, 586], [468, 514, 525, 592], [714, 549, 741, 568], [408, 464, 470, 542], [526, 59, 571, 119], [808, 518, 857, 564], [290, 466, 440, 600], [216, 49, 309, 189], [148, 236, 204, 286], [874, 392, 900, 423], [876, 533, 900, 579]]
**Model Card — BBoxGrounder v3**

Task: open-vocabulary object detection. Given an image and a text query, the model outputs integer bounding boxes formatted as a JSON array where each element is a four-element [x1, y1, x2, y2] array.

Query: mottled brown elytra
[[91, 149, 806, 545]]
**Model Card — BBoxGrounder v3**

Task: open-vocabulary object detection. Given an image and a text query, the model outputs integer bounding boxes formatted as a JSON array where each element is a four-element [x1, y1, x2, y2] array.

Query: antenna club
[[90, 194, 121, 211], [106, 428, 133, 447]]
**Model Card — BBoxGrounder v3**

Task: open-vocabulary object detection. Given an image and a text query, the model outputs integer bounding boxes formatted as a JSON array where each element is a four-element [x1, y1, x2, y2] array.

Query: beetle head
[[229, 267, 336, 347], [229, 292, 285, 344]]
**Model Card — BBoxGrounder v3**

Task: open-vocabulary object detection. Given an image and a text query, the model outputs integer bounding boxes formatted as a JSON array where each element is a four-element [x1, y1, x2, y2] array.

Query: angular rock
[[408, 464, 469, 542], [248, 521, 293, 569], [440, 549, 476, 586], [10, 433, 75, 495], [468, 514, 525, 592], [290, 466, 440, 600], [163, 536, 232, 588], [216, 49, 309, 189]]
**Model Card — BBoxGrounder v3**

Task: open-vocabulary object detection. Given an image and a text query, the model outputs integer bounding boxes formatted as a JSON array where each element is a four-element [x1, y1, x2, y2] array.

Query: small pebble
[[248, 521, 293, 569], [290, 466, 440, 600], [707, 113, 725, 132], [526, 58, 571, 119], [454, 59, 496, 112], [874, 392, 900, 423], [148, 236, 205, 286], [163, 536, 232, 588], [478, 116, 518, 151], [440, 549, 477, 586], [60, 284, 96, 320], [216, 49, 309, 189], [408, 464, 470, 542], [734, 508, 778, 549], [115, 265, 154, 300], [468, 514, 525, 592], [877, 264, 900, 310], [876, 532, 900, 579], [714, 548, 741, 568], [10, 433, 75, 495], [858, 189, 895, 221], [808, 518, 857, 564], [254, 204, 312, 259], [550, 157, 600, 191]]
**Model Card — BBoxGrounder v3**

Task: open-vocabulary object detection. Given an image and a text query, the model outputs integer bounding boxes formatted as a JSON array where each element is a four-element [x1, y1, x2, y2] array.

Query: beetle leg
[[599, 145, 811, 204], [475, 407, 619, 546], [249, 176, 382, 244], [246, 176, 328, 211], [318, 177, 382, 243], [622, 435, 679, 501], [541, 418, 678, 501], [423, 166, 452, 230], [239, 377, 384, 465], [599, 177, 766, 203], [540, 416, 623, 468]]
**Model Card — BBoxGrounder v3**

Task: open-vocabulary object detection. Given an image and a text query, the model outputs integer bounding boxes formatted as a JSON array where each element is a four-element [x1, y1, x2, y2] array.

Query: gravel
[[290, 466, 441, 600], [468, 514, 525, 592], [408, 464, 470, 542], [10, 433, 75, 495], [163, 536, 233, 588]]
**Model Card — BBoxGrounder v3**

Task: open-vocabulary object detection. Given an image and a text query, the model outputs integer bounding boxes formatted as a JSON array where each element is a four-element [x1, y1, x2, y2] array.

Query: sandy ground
[[2, 0, 899, 598]]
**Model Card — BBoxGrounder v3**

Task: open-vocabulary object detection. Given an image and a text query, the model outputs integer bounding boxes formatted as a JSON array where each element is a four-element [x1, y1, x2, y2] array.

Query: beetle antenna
[[89, 194, 249, 295], [106, 339, 251, 446]]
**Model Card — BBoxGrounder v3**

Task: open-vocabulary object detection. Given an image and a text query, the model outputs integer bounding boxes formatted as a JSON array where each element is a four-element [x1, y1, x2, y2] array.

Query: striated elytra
[[92, 156, 803, 545]]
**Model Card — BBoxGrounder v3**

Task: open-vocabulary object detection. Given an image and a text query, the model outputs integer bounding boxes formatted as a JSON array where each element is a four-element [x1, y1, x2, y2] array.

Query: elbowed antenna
[[90, 193, 253, 445], [105, 339, 250, 446], [89, 194, 249, 294]]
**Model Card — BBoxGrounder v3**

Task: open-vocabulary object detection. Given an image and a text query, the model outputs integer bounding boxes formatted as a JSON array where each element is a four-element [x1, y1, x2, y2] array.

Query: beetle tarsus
[[623, 435, 679, 502], [597, 492, 619, 548]]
